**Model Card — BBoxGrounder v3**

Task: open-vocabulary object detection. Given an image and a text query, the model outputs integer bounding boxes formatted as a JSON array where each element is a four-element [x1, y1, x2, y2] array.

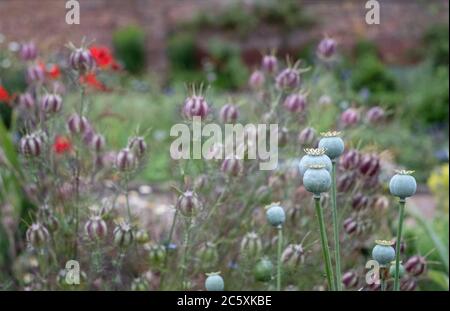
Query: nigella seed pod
[[389, 261, 406, 278], [283, 93, 307, 113], [248, 70, 265, 89], [147, 244, 166, 266], [404, 255, 427, 276], [113, 222, 134, 247], [128, 136, 147, 158], [298, 148, 332, 177], [115, 148, 137, 172], [298, 127, 316, 146], [343, 217, 358, 235], [342, 271, 358, 289], [67, 113, 90, 135], [352, 193, 369, 211], [26, 64, 45, 83], [393, 238, 406, 255], [205, 272, 224, 291], [373, 195, 389, 210], [240, 231, 262, 258], [277, 127, 289, 148], [281, 244, 305, 268], [18, 93, 35, 110], [198, 242, 219, 265], [389, 170, 417, 199], [400, 278, 417, 291], [20, 134, 42, 157], [340, 108, 360, 127], [84, 216, 108, 240], [91, 134, 106, 152], [221, 157, 243, 177], [265, 203, 286, 227], [253, 258, 273, 282], [372, 240, 396, 266], [69, 48, 95, 73], [359, 153, 380, 177], [19, 42, 38, 61], [275, 66, 300, 91], [135, 229, 150, 244], [303, 165, 332, 196], [41, 93, 62, 114], [318, 131, 345, 160], [317, 37, 337, 60], [219, 104, 239, 123], [183, 92, 209, 119], [340, 149, 361, 170], [261, 54, 278, 74], [366, 106, 385, 124], [26, 223, 50, 248], [131, 277, 149, 291], [176, 191, 201, 217]]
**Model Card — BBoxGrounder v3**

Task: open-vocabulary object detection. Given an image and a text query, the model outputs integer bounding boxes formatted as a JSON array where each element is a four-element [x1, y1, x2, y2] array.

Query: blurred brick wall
[[0, 0, 448, 73]]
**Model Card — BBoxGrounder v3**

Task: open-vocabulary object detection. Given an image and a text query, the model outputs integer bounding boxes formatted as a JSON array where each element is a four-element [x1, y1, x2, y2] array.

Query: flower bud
[[366, 106, 385, 124], [276, 67, 300, 90], [69, 48, 95, 73], [342, 271, 358, 289], [41, 93, 63, 114], [343, 217, 358, 235], [221, 157, 243, 177], [183, 95, 208, 119], [352, 193, 369, 211], [372, 240, 395, 266], [84, 216, 108, 240], [317, 37, 337, 60], [248, 70, 265, 89], [298, 148, 332, 177], [358, 153, 380, 177], [26, 64, 45, 83], [318, 131, 345, 160], [176, 191, 201, 217], [219, 104, 239, 123], [389, 170, 417, 199], [26, 223, 50, 248], [240, 231, 262, 258], [303, 165, 332, 196], [205, 272, 224, 291], [18, 93, 35, 110], [115, 148, 136, 172], [113, 222, 134, 247], [128, 136, 147, 158], [283, 93, 306, 113], [340, 108, 360, 127], [340, 149, 361, 170], [67, 113, 90, 135], [19, 42, 38, 61], [253, 258, 273, 282], [261, 54, 278, 74], [298, 127, 316, 146], [281, 244, 305, 268], [404, 255, 427, 276], [20, 133, 43, 157], [91, 133, 106, 152], [266, 203, 286, 227]]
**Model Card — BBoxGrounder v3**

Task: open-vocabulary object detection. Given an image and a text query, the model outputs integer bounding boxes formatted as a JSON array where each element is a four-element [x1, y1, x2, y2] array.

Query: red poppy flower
[[79, 73, 107, 91], [53, 135, 72, 154], [89, 45, 114, 69], [0, 85, 11, 102], [47, 64, 61, 79]]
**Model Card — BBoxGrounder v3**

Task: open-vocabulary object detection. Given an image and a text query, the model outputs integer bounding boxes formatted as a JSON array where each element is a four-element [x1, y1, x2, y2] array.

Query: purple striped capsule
[[26, 223, 50, 247], [405, 255, 427, 277], [359, 153, 380, 177], [18, 93, 35, 110], [91, 134, 106, 152], [69, 48, 95, 73], [67, 113, 90, 135], [128, 136, 147, 158], [261, 54, 278, 74], [298, 127, 316, 146], [115, 148, 136, 172], [352, 193, 369, 211], [340, 108, 360, 127], [219, 104, 239, 123], [113, 222, 134, 247], [240, 232, 262, 258], [26, 64, 45, 83], [183, 95, 209, 119], [276, 67, 300, 90], [343, 217, 358, 235], [85, 216, 108, 240], [342, 271, 358, 289], [20, 134, 42, 157], [281, 244, 305, 268], [400, 278, 417, 291], [283, 93, 307, 113], [340, 149, 361, 170], [366, 106, 385, 124], [177, 191, 201, 217], [221, 157, 243, 177], [317, 37, 337, 60], [19, 42, 38, 61], [41, 93, 62, 114], [249, 70, 265, 90]]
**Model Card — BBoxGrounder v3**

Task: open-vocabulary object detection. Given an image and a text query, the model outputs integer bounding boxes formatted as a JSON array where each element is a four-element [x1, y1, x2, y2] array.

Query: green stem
[[124, 175, 132, 223], [180, 218, 192, 290], [276, 226, 283, 291], [331, 162, 342, 290], [380, 267, 387, 291], [394, 199, 405, 291], [159, 208, 179, 290], [314, 196, 335, 291]]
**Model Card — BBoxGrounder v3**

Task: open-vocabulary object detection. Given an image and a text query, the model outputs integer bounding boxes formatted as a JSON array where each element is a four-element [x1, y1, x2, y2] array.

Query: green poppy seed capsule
[[372, 240, 396, 266], [205, 273, 224, 291], [299, 148, 332, 177], [303, 165, 332, 195], [389, 170, 417, 199], [389, 261, 406, 278], [318, 131, 345, 160], [265, 204, 286, 227], [254, 258, 273, 282]]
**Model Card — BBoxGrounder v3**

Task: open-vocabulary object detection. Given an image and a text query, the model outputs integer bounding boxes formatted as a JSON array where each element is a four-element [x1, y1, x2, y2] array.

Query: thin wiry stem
[[276, 226, 283, 291], [394, 199, 406, 291], [331, 162, 342, 290]]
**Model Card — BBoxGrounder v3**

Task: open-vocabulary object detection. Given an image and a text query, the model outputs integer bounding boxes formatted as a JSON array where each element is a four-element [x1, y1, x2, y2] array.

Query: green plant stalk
[[331, 162, 342, 290], [394, 199, 406, 291], [276, 226, 283, 291], [159, 208, 179, 290], [180, 218, 193, 290], [380, 267, 387, 291], [314, 196, 335, 291]]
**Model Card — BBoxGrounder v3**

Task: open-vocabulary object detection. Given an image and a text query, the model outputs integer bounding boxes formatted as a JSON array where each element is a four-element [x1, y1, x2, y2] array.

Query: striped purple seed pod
[[240, 232, 262, 258], [115, 148, 136, 172], [84, 216, 108, 240], [128, 136, 147, 158], [340, 108, 360, 127], [248, 70, 265, 90], [177, 190, 201, 217], [281, 244, 305, 268], [183, 95, 209, 119], [404, 255, 427, 276], [26, 64, 45, 83], [400, 278, 417, 291], [20, 133, 43, 157], [317, 37, 337, 60], [298, 127, 316, 146], [26, 223, 50, 248], [67, 113, 90, 135], [113, 222, 134, 247], [372, 195, 389, 210], [337, 172, 356, 192], [343, 217, 358, 235], [358, 153, 380, 177], [352, 193, 369, 211], [277, 127, 289, 148], [18, 93, 35, 110], [19, 42, 38, 61], [366, 106, 385, 124], [276, 67, 300, 91], [41, 93, 63, 114], [219, 104, 239, 123], [283, 93, 307, 113], [342, 271, 358, 289], [340, 149, 361, 170], [221, 157, 243, 177], [91, 133, 106, 152], [69, 48, 95, 73], [261, 54, 278, 74]]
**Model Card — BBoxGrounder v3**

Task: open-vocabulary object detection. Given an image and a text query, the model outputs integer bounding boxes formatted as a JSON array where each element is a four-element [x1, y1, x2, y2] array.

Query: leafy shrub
[[167, 32, 197, 72], [423, 24, 449, 67], [112, 25, 146, 74]]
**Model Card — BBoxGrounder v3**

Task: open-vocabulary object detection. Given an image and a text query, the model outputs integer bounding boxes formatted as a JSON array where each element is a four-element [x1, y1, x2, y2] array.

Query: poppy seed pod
[[266, 204, 286, 227], [147, 244, 166, 266], [205, 273, 224, 291], [41, 93, 62, 114], [340, 149, 361, 170], [19, 42, 38, 61], [389, 261, 406, 278], [69, 48, 95, 73], [254, 258, 273, 282], [341, 108, 360, 127], [342, 271, 358, 289], [26, 64, 45, 83], [248, 70, 265, 89], [219, 104, 239, 123], [91, 133, 106, 152], [366, 106, 385, 124], [177, 191, 202, 217], [343, 217, 358, 235], [20, 133, 42, 157], [317, 37, 337, 60], [404, 255, 427, 276], [26, 223, 50, 248], [303, 165, 332, 196], [276, 67, 300, 91], [298, 127, 316, 146], [221, 157, 243, 177], [113, 222, 134, 247], [183, 95, 208, 119], [128, 136, 147, 158], [18, 93, 35, 110], [84, 216, 108, 240], [67, 113, 90, 135], [298, 148, 332, 177], [389, 170, 417, 199], [359, 153, 380, 177], [318, 131, 345, 160], [283, 93, 307, 113], [261, 54, 278, 74], [240, 231, 262, 258], [352, 193, 369, 211], [281, 244, 305, 268], [372, 240, 396, 266], [115, 148, 136, 172]]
